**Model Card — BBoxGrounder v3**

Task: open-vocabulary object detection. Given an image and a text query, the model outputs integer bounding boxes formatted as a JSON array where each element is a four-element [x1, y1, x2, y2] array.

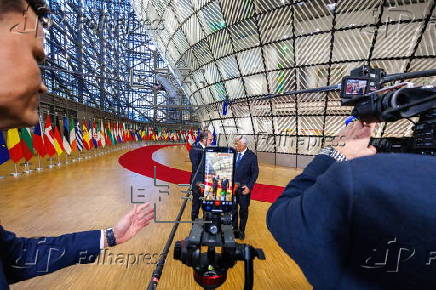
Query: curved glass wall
[[132, 0, 436, 159]]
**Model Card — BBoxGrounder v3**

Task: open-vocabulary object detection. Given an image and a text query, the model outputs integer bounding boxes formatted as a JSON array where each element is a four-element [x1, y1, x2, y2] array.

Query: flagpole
[[36, 155, 43, 171], [48, 157, 55, 168], [57, 154, 61, 167], [10, 163, 20, 177], [23, 161, 32, 174]]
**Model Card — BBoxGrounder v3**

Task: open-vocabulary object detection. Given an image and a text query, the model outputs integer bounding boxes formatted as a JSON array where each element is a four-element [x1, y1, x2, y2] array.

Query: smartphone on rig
[[202, 146, 236, 213]]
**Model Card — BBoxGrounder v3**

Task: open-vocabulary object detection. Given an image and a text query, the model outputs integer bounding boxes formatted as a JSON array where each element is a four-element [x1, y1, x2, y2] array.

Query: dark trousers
[[232, 193, 251, 232], [191, 185, 201, 221]]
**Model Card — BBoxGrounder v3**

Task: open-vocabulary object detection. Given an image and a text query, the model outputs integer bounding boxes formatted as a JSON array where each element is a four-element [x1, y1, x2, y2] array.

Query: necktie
[[236, 153, 242, 167]]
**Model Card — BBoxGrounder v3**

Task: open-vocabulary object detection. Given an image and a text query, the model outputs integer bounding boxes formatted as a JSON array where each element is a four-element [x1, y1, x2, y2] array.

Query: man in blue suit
[[0, 1, 154, 288], [232, 136, 259, 240], [267, 120, 436, 289], [189, 130, 214, 221]]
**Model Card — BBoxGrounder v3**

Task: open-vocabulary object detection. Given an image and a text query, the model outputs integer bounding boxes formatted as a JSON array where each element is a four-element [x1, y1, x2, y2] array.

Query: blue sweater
[[0, 227, 100, 288], [267, 153, 436, 290]]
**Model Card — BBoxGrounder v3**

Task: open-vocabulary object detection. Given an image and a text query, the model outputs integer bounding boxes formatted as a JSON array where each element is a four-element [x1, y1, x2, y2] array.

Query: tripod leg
[[243, 258, 254, 290]]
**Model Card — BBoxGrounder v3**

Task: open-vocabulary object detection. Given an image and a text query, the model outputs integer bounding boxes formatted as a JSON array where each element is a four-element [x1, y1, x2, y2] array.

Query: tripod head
[[174, 214, 265, 289]]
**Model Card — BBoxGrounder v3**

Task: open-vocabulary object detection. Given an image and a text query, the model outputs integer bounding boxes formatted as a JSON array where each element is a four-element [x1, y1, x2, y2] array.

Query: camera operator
[[267, 120, 436, 289], [232, 136, 259, 240], [189, 129, 213, 221], [0, 1, 154, 288]]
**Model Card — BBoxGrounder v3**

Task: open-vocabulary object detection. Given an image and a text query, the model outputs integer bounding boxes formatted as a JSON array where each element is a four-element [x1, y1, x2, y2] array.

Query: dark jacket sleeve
[[266, 155, 354, 288], [247, 153, 259, 190], [0, 227, 100, 284]]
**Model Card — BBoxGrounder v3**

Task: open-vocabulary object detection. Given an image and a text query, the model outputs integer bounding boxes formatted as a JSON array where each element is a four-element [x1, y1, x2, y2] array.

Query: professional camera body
[[340, 65, 436, 155], [174, 147, 265, 290]]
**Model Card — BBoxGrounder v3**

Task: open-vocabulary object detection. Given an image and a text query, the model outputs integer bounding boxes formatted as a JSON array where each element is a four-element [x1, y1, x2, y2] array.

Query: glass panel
[[198, 1, 227, 35], [263, 41, 295, 71], [216, 55, 240, 79], [182, 14, 205, 46], [220, 0, 255, 25], [237, 48, 264, 75], [294, 0, 333, 36], [267, 69, 296, 94], [295, 33, 330, 65], [208, 29, 233, 59], [258, 6, 293, 44], [244, 73, 268, 96], [229, 18, 260, 52], [225, 78, 245, 100]]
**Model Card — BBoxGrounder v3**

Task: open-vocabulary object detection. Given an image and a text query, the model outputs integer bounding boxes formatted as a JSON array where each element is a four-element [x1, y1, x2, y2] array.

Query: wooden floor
[[0, 143, 311, 290]]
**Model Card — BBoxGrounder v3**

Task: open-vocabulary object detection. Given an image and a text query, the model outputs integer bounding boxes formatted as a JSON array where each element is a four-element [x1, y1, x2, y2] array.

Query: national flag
[[43, 115, 56, 157], [116, 123, 122, 143], [32, 121, 46, 157], [7, 128, 23, 163], [100, 120, 106, 148], [69, 118, 77, 152], [76, 122, 84, 151], [106, 122, 114, 146], [82, 122, 91, 150], [19, 128, 34, 161], [62, 117, 72, 155], [53, 117, 64, 156], [91, 122, 98, 149], [0, 130, 10, 165], [186, 129, 196, 152]]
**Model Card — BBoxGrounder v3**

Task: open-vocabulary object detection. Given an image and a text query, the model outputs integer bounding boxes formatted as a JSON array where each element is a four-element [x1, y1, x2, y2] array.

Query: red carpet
[[118, 145, 285, 203]]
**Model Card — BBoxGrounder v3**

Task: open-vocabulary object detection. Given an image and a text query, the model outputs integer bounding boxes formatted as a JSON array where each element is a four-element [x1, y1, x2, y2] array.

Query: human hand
[[242, 186, 250, 195], [333, 121, 377, 160], [112, 203, 154, 245]]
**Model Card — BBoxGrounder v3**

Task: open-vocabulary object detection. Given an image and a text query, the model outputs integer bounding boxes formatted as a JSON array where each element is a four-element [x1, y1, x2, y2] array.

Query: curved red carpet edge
[[118, 144, 285, 203]]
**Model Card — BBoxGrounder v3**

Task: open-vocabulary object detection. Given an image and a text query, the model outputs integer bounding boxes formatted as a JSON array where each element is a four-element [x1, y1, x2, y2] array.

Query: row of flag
[[185, 128, 217, 151], [0, 115, 202, 166]]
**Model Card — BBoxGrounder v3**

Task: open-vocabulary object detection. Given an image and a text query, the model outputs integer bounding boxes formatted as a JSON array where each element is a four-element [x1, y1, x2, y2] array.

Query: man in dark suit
[[267, 121, 436, 289], [189, 130, 214, 221], [232, 136, 259, 240], [0, 1, 154, 288]]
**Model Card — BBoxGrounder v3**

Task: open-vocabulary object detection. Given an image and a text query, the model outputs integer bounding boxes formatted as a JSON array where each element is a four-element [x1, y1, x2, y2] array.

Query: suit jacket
[[267, 153, 436, 290], [0, 226, 100, 288], [234, 149, 259, 191], [189, 143, 205, 185]]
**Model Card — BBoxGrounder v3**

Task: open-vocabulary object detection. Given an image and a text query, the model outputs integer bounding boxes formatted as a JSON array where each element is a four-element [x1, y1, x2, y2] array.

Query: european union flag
[[0, 130, 10, 165]]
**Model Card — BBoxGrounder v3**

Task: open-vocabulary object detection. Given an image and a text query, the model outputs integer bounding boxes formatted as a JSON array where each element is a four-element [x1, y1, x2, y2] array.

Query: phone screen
[[203, 148, 235, 212]]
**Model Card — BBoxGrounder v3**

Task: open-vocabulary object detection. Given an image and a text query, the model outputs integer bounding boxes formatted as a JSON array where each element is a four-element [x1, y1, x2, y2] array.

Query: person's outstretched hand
[[333, 120, 378, 160], [112, 203, 154, 245]]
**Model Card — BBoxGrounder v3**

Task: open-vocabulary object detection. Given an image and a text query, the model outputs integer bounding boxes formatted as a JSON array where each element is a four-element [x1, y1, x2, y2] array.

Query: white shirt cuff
[[100, 230, 105, 249]]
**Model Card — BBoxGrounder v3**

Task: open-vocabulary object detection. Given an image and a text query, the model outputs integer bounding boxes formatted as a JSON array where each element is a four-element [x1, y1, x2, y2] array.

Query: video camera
[[340, 65, 436, 155], [174, 146, 265, 290]]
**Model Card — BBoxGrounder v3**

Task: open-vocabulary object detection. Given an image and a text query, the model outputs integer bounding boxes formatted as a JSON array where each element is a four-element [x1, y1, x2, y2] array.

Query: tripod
[[174, 214, 265, 290]]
